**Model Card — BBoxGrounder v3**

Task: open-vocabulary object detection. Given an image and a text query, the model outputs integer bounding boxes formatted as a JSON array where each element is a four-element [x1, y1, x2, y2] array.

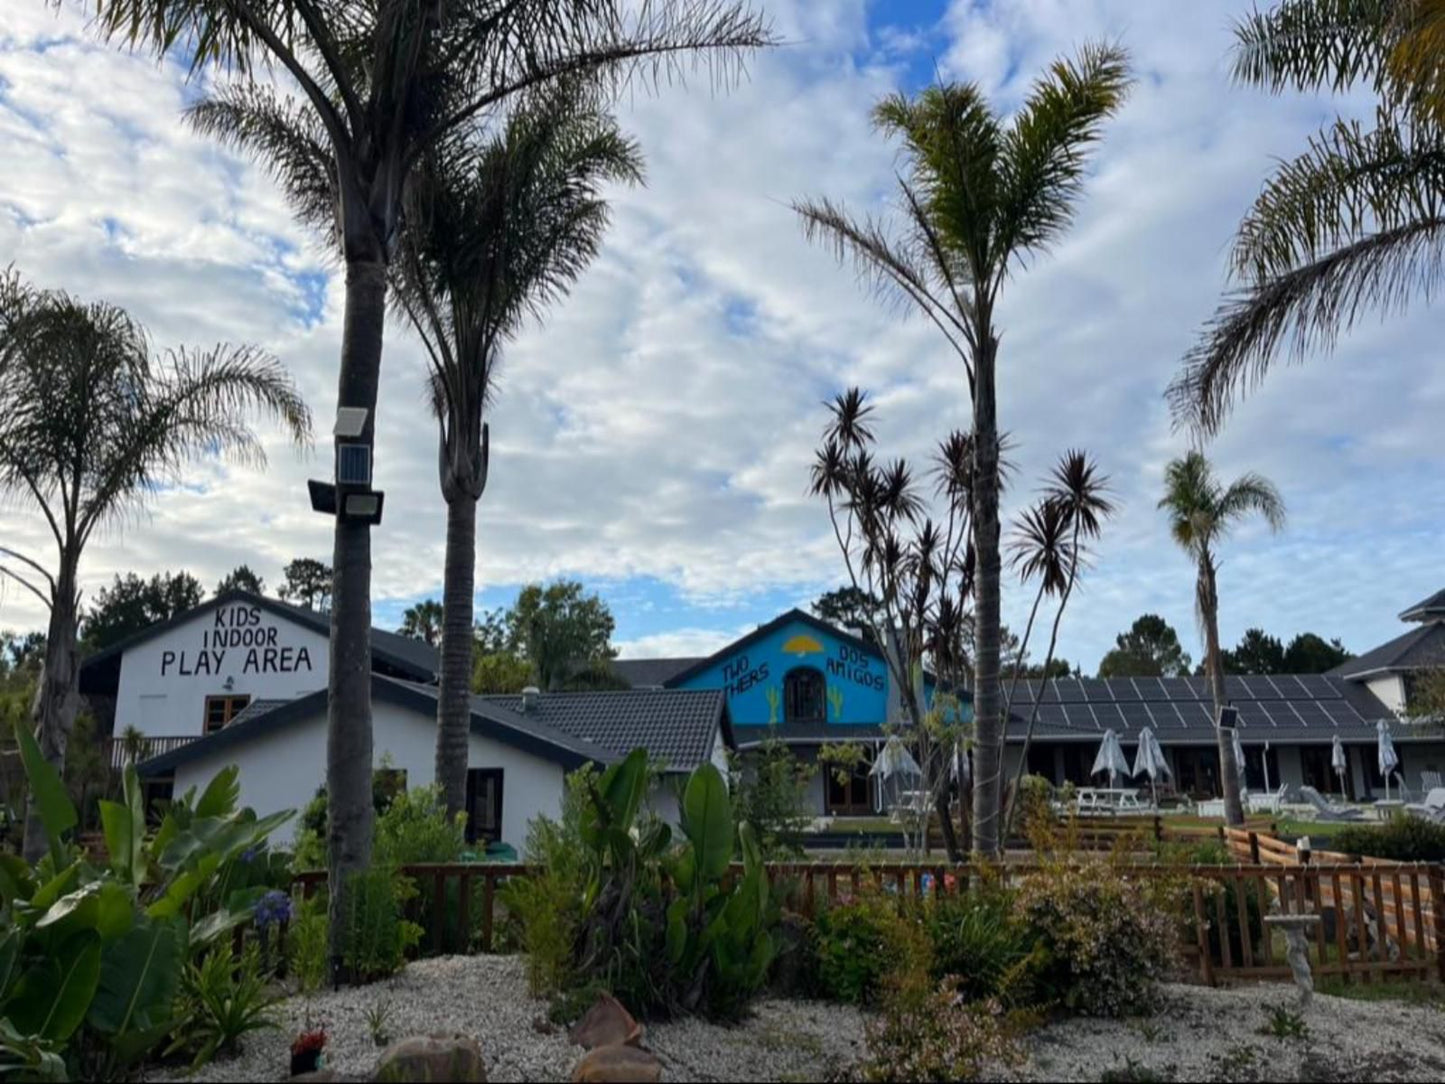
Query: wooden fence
[[284, 853, 1445, 988]]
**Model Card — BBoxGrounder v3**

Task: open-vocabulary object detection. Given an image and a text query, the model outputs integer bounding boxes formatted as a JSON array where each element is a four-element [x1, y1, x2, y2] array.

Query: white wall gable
[[115, 600, 328, 739]]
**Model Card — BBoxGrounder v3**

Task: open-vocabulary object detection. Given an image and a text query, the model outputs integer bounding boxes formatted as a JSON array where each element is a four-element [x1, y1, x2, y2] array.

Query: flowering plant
[[255, 889, 294, 929], [291, 1028, 327, 1057]]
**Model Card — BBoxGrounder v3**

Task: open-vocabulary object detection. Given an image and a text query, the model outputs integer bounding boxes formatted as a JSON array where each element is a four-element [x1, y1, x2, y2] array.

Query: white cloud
[[0, 1, 1440, 675]]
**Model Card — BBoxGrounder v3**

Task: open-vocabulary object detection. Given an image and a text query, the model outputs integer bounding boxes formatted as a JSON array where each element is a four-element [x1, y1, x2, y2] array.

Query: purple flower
[[254, 889, 293, 929], [240, 847, 258, 864]]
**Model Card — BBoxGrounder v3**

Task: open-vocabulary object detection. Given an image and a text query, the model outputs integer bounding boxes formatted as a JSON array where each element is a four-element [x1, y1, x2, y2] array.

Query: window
[[465, 769, 504, 844], [784, 667, 827, 723], [203, 695, 251, 734]]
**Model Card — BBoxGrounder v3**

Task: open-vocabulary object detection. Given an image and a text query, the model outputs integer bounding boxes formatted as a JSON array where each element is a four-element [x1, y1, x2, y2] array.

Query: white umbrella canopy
[[1091, 729, 1130, 787], [1331, 735, 1348, 797], [1131, 727, 1171, 806], [870, 735, 922, 781], [1377, 721, 1400, 801]]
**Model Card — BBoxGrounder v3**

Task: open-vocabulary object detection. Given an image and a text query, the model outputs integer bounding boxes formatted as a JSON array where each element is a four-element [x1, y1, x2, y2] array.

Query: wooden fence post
[[1429, 866, 1445, 985], [1247, 831, 1261, 865]]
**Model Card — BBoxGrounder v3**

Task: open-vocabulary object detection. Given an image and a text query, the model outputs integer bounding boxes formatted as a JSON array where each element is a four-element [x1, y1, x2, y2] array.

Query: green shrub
[[1330, 815, 1445, 862], [373, 784, 467, 867], [287, 894, 330, 995], [1157, 840, 1261, 965], [858, 971, 1025, 1083], [342, 868, 423, 983], [814, 891, 926, 1006], [727, 733, 815, 859], [924, 887, 1038, 1005], [1016, 862, 1177, 1017], [167, 943, 282, 1069], [768, 911, 823, 999]]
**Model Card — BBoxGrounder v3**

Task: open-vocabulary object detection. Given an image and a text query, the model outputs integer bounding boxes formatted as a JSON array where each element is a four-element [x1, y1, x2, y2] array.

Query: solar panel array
[[1005, 674, 1380, 741]]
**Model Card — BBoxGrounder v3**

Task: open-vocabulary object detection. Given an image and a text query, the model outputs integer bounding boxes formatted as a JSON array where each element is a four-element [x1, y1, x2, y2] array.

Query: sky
[[0, 1, 1441, 674]]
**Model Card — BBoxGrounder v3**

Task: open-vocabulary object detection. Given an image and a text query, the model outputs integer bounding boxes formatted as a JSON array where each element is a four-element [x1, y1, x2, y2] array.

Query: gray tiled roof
[[480, 688, 729, 772], [1328, 622, 1445, 681], [1004, 673, 1396, 745], [611, 657, 704, 688], [1400, 588, 1445, 622]]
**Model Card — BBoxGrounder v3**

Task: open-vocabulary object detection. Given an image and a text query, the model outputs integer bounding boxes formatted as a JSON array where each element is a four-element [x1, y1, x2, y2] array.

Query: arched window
[[784, 667, 827, 723]]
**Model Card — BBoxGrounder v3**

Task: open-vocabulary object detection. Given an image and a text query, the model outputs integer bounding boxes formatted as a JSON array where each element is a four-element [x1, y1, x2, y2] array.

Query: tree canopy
[[216, 564, 265, 595], [398, 599, 444, 648], [81, 571, 205, 654], [278, 558, 332, 611], [1218, 627, 1350, 674], [1097, 614, 1193, 677]]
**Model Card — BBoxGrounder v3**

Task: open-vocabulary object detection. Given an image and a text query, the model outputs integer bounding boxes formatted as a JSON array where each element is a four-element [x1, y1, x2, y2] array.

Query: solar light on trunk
[[309, 407, 384, 524]]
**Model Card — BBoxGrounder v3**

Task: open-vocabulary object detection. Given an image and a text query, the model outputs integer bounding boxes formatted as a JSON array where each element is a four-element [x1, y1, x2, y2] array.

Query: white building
[[78, 591, 733, 853]]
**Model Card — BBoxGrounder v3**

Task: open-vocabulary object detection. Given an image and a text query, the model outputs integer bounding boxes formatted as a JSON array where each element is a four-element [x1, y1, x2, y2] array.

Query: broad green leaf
[[8, 932, 101, 1041], [604, 749, 650, 835], [194, 765, 239, 818], [144, 867, 207, 920], [36, 884, 100, 933], [14, 724, 76, 861], [98, 800, 136, 884], [87, 917, 184, 1036], [27, 862, 80, 915], [188, 906, 248, 951], [0, 853, 33, 905], [94, 882, 136, 941], [681, 763, 732, 882], [665, 897, 688, 965]]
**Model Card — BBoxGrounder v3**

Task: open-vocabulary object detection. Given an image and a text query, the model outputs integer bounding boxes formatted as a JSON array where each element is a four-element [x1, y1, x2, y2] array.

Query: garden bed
[[144, 954, 866, 1083]]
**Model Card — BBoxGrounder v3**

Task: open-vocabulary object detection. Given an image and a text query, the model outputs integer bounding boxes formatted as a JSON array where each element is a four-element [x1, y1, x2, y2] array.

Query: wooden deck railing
[[281, 854, 1444, 988], [102, 734, 198, 769]]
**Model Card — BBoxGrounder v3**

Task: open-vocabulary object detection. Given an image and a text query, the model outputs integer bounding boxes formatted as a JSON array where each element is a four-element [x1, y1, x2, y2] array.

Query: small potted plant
[[290, 1026, 327, 1076]]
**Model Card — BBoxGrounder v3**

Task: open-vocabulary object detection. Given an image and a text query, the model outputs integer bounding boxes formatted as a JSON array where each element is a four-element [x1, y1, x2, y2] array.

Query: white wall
[[1367, 675, 1406, 716], [170, 698, 568, 856], [116, 602, 328, 738]]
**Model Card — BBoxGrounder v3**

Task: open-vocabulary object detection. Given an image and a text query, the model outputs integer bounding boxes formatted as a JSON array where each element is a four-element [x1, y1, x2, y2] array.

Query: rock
[[288, 1073, 368, 1083], [568, 993, 645, 1050], [571, 1044, 663, 1083], [374, 1034, 487, 1082]]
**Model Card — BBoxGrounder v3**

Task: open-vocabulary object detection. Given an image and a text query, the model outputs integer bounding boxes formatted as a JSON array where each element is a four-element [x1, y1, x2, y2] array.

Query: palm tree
[[1003, 450, 1114, 828], [84, 0, 772, 924], [0, 268, 310, 861], [1159, 451, 1285, 826], [398, 599, 445, 649], [794, 46, 1132, 854], [390, 82, 642, 817], [1170, 0, 1445, 433]]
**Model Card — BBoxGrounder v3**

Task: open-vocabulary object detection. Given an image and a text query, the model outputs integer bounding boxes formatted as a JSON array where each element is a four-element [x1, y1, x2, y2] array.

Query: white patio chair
[[1404, 787, 1445, 824], [1420, 770, 1442, 794], [1246, 783, 1288, 816]]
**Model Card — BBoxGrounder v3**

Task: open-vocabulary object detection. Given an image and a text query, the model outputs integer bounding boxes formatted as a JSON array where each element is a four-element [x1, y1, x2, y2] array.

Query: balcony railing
[[103, 735, 199, 770]]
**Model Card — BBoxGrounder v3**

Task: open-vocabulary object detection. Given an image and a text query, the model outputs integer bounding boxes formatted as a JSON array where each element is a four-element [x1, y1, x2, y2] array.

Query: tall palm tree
[[390, 83, 642, 818], [1159, 451, 1285, 826], [0, 268, 310, 861], [83, 0, 772, 925], [794, 46, 1132, 854], [1171, 0, 1445, 433]]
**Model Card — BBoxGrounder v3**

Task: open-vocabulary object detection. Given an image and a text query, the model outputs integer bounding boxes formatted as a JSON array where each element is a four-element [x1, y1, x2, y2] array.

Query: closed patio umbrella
[[1331, 735, 1348, 798], [1131, 726, 1171, 806], [1377, 721, 1400, 802], [1232, 727, 1248, 796], [1091, 729, 1130, 788]]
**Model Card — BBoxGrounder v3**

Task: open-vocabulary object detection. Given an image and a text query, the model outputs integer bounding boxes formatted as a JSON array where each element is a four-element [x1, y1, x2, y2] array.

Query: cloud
[[0, 1, 1440, 678]]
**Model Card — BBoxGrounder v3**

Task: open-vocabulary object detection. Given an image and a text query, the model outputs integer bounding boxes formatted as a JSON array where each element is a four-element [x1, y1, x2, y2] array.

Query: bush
[[1157, 840, 1261, 964], [814, 891, 926, 1006], [728, 733, 815, 859], [342, 868, 422, 983], [924, 886, 1038, 1005], [373, 784, 467, 867], [167, 943, 282, 1070], [502, 783, 591, 996], [858, 971, 1025, 1083], [287, 893, 330, 995], [768, 911, 823, 999], [1330, 815, 1445, 862], [1015, 862, 1177, 1017]]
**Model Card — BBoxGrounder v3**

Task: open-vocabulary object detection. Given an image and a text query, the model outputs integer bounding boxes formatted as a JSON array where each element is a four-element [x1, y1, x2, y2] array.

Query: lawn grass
[[1316, 977, 1445, 1007]]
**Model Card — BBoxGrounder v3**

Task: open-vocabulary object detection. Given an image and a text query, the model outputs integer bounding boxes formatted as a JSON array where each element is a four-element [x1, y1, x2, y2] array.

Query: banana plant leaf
[[14, 724, 76, 865], [6, 931, 102, 1041], [681, 764, 732, 883], [87, 916, 184, 1037]]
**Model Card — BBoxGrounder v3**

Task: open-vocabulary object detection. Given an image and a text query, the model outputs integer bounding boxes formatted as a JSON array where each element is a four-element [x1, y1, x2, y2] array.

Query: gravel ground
[[147, 959, 1445, 1083], [1012, 982, 1445, 1083], [146, 955, 862, 1083]]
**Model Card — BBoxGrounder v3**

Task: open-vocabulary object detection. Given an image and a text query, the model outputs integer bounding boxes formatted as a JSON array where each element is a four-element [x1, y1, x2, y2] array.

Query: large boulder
[[374, 1034, 487, 1083], [571, 1045, 663, 1083], [568, 993, 645, 1050]]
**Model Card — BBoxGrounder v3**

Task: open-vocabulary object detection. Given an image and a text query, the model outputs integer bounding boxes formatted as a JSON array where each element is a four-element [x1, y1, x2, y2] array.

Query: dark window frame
[[203, 694, 251, 735], [465, 768, 505, 845], [784, 666, 827, 724]]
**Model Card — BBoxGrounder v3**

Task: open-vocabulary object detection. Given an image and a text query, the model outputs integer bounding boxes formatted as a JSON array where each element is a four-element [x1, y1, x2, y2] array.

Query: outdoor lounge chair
[[1404, 787, 1445, 824], [1421, 770, 1443, 794], [1298, 785, 1366, 822], [1245, 783, 1289, 816]]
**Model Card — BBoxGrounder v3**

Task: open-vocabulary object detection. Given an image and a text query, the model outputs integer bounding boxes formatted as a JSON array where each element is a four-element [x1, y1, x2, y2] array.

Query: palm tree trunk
[[23, 560, 79, 862], [326, 257, 386, 967], [971, 333, 1003, 856], [435, 492, 477, 820], [1201, 554, 1245, 825]]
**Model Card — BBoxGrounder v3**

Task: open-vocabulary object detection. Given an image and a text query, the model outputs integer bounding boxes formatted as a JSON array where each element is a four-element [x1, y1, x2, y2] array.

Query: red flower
[[292, 1029, 327, 1056]]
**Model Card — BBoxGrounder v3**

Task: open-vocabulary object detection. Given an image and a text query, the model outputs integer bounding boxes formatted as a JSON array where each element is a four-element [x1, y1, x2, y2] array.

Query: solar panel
[[1239, 675, 1281, 700], [1052, 676, 1086, 703], [1159, 677, 1193, 700], [1235, 703, 1274, 729], [1119, 703, 1152, 729], [1296, 674, 1337, 699], [1223, 675, 1250, 701], [1093, 702, 1126, 729], [1133, 676, 1167, 699], [1184, 675, 1212, 700], [1288, 702, 1330, 729], [1110, 679, 1143, 702], [1078, 679, 1113, 703], [1322, 700, 1368, 728]]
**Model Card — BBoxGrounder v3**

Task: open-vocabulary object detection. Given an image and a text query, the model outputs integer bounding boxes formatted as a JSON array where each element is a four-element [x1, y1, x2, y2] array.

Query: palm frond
[[997, 41, 1132, 264], [1008, 499, 1073, 596], [1217, 473, 1288, 532], [1042, 449, 1115, 540], [1231, 0, 1396, 96]]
